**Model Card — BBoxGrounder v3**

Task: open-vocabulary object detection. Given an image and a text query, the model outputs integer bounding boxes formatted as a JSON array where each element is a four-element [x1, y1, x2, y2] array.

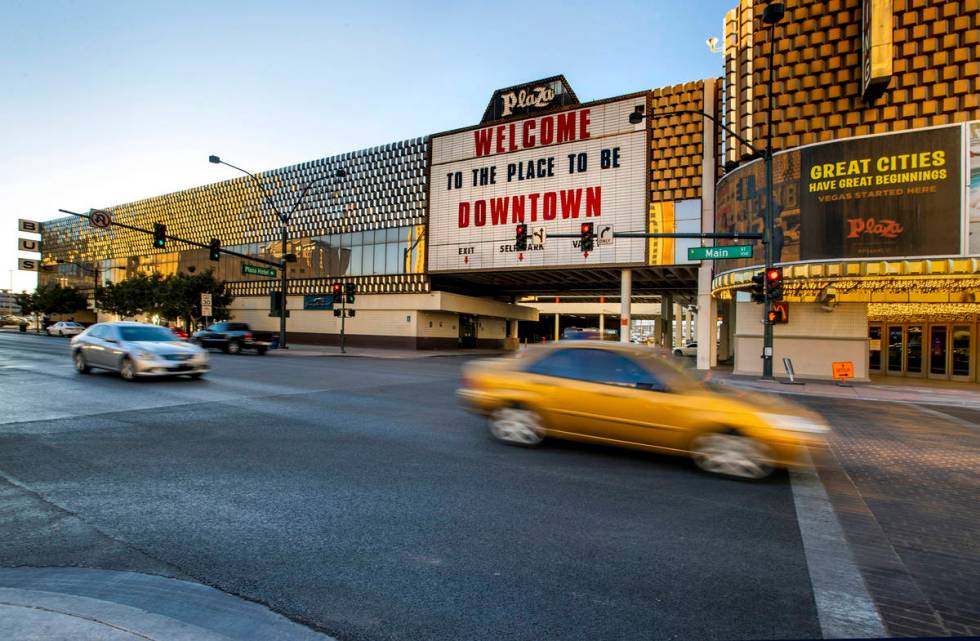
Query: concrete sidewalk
[[268, 344, 507, 359], [0, 568, 335, 641], [710, 370, 980, 409]]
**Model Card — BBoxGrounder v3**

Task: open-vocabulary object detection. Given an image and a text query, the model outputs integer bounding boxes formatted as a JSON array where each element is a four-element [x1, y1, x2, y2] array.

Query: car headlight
[[757, 413, 829, 434], [133, 351, 156, 361]]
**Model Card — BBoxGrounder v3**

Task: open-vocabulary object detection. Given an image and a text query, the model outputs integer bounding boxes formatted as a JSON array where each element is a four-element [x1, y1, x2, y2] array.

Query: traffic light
[[750, 271, 766, 303], [766, 267, 784, 301], [515, 224, 528, 251], [153, 223, 166, 248], [580, 222, 594, 253], [331, 282, 343, 305], [209, 238, 221, 261], [345, 283, 357, 304]]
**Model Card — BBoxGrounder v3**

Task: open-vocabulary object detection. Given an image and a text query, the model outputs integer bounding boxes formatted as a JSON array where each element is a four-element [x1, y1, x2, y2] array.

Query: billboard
[[715, 125, 962, 270], [800, 125, 961, 259], [428, 98, 649, 272]]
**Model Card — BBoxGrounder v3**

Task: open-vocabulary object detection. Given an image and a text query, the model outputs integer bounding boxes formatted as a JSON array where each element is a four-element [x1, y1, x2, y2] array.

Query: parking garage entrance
[[430, 264, 699, 347]]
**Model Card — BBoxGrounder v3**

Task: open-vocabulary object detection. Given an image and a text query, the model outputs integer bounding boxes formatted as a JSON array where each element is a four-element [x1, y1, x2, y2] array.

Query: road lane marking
[[790, 450, 887, 639]]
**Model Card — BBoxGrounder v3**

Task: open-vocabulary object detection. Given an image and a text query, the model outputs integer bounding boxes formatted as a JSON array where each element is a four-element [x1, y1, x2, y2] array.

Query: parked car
[[71, 321, 209, 380], [167, 326, 189, 340], [190, 322, 274, 354], [47, 321, 85, 337], [673, 341, 698, 357], [457, 341, 829, 480]]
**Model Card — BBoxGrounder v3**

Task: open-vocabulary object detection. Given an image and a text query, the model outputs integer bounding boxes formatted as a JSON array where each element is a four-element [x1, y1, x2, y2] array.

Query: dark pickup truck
[[190, 322, 275, 355]]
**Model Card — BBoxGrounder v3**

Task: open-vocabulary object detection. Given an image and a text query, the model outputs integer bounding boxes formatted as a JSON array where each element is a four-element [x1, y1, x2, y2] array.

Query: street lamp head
[[208, 155, 221, 164], [628, 111, 645, 125], [762, 2, 785, 24]]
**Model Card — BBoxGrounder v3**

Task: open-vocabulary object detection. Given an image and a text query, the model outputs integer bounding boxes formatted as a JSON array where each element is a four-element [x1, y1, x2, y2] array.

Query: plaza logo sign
[[500, 86, 555, 117], [480, 76, 579, 123], [847, 217, 904, 239]]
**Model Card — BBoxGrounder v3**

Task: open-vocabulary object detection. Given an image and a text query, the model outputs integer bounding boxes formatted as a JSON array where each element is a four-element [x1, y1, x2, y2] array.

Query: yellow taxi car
[[458, 341, 829, 480]]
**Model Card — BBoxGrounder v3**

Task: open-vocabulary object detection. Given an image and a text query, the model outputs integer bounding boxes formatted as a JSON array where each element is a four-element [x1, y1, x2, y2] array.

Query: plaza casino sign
[[428, 95, 648, 272]]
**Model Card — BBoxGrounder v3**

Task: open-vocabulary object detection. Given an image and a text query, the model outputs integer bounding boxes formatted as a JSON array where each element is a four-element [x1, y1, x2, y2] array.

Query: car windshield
[[118, 326, 177, 342]]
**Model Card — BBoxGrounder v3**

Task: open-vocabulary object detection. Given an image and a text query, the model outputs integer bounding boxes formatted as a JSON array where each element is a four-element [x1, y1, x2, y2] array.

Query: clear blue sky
[[1, 0, 733, 292]]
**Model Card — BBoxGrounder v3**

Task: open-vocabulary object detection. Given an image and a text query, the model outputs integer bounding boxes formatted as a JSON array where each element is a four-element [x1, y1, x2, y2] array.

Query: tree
[[14, 291, 39, 318], [158, 270, 234, 330], [15, 285, 89, 330], [95, 272, 165, 319]]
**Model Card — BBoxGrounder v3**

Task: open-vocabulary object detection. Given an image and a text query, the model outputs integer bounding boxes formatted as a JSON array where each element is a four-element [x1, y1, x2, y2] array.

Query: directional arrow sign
[[688, 245, 753, 260]]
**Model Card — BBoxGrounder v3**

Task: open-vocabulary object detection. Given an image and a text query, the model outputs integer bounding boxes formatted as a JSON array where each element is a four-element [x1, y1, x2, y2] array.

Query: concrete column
[[690, 309, 697, 341], [509, 319, 519, 338], [697, 273, 718, 370], [554, 313, 560, 342], [661, 296, 673, 347], [673, 303, 683, 348], [696, 77, 719, 371], [718, 299, 732, 361], [598, 311, 605, 336], [620, 269, 632, 343]]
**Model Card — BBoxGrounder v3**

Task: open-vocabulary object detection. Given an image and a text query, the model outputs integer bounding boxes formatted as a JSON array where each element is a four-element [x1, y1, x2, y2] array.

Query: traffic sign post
[[832, 361, 854, 387], [89, 210, 112, 229], [687, 245, 753, 260], [201, 293, 213, 320]]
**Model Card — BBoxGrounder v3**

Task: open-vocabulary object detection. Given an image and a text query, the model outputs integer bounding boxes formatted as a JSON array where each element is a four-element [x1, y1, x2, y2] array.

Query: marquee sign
[[481, 76, 579, 124], [429, 97, 648, 272]]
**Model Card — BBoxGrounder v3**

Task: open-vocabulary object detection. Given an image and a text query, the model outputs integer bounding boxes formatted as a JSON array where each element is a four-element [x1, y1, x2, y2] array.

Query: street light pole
[[209, 155, 346, 349], [760, 1, 784, 379]]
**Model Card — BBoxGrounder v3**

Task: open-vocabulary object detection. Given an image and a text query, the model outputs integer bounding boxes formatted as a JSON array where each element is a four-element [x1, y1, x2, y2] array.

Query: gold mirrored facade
[[40, 138, 429, 297]]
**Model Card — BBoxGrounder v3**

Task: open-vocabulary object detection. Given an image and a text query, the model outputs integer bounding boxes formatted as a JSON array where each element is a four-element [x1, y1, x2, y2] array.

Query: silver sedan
[[70, 321, 210, 380]]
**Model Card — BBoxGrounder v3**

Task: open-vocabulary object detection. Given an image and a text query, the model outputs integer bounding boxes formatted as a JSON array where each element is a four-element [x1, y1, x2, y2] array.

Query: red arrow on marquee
[[464, 255, 469, 264], [583, 251, 590, 259], [518, 253, 524, 261]]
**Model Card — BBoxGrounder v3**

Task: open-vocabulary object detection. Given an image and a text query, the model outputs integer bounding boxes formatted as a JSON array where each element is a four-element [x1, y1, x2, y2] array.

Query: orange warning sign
[[832, 361, 854, 380]]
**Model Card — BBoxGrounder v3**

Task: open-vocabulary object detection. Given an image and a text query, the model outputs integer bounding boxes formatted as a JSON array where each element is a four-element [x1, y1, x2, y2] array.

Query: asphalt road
[[0, 331, 822, 641]]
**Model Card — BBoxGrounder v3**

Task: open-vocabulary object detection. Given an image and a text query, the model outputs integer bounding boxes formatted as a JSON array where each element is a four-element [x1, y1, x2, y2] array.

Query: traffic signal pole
[[279, 222, 289, 349]]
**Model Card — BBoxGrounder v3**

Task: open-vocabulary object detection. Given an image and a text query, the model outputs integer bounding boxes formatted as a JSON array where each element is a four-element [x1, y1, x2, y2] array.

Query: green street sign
[[242, 264, 277, 278], [688, 245, 753, 260]]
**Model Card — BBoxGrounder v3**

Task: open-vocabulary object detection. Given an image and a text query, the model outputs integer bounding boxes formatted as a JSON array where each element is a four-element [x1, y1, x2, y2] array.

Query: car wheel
[[691, 432, 773, 480], [489, 406, 545, 446], [119, 357, 137, 381], [73, 351, 90, 374], [58, 330, 64, 337], [227, 340, 242, 354], [188, 373, 204, 380], [256, 347, 267, 355], [673, 349, 682, 356]]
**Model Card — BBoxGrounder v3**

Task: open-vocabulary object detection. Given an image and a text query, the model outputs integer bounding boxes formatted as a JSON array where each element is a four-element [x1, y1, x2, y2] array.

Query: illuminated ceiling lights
[[868, 302, 980, 322]]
